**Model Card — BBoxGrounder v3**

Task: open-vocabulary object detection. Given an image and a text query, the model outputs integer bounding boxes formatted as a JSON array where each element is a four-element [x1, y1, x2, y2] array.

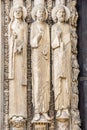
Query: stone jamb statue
[[8, 5, 28, 121], [30, 4, 51, 122], [52, 5, 71, 120]]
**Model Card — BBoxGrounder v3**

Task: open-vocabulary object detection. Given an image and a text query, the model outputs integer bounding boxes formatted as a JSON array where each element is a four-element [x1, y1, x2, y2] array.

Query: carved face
[[36, 8, 46, 22], [56, 8, 66, 23], [72, 1, 77, 6], [14, 7, 23, 19]]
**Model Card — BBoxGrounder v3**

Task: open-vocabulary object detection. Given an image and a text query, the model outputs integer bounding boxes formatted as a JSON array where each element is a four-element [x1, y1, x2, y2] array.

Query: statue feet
[[63, 109, 70, 118], [56, 109, 70, 119], [33, 113, 40, 121], [43, 113, 51, 121]]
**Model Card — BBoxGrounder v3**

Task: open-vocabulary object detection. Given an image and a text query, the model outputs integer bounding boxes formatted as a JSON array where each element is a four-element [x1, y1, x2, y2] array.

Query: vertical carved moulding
[[25, 0, 32, 23], [3, 0, 10, 129], [47, 0, 53, 25], [69, 0, 81, 130], [25, 0, 32, 130]]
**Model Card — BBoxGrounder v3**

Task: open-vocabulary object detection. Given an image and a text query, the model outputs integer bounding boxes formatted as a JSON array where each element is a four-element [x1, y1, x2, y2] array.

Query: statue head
[[71, 0, 77, 6], [52, 5, 70, 23], [31, 4, 48, 21], [10, 5, 27, 21]]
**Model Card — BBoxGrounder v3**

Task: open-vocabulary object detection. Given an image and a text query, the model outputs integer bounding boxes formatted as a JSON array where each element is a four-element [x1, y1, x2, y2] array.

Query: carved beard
[[58, 16, 65, 22], [37, 16, 44, 22]]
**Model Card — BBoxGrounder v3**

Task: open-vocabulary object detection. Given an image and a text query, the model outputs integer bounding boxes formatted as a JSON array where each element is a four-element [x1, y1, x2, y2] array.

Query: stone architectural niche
[[8, 4, 28, 130], [51, 4, 71, 130], [30, 3, 51, 130]]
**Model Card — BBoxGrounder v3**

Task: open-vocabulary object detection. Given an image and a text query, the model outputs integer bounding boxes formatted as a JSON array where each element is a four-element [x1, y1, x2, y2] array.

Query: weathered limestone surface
[[0, 0, 81, 130], [52, 4, 71, 130]]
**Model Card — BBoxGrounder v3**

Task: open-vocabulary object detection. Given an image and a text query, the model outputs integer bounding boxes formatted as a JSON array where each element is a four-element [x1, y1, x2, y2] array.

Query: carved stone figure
[[72, 68, 79, 81], [30, 4, 51, 121], [72, 54, 79, 68], [71, 28, 78, 54], [69, 0, 78, 27], [8, 5, 28, 119], [52, 5, 71, 119]]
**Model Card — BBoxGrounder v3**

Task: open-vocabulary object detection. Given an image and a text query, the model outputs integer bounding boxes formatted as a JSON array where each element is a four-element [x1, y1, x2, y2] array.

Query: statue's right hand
[[56, 29, 62, 39], [13, 32, 17, 39], [37, 32, 43, 41]]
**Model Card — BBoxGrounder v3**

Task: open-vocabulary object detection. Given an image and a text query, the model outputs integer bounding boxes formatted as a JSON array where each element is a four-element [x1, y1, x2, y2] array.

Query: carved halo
[[52, 5, 70, 22], [10, 5, 27, 21], [31, 4, 48, 21]]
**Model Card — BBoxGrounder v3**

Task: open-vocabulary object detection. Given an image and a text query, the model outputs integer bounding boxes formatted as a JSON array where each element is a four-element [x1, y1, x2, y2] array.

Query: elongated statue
[[8, 5, 28, 119], [30, 4, 51, 121], [52, 5, 71, 119]]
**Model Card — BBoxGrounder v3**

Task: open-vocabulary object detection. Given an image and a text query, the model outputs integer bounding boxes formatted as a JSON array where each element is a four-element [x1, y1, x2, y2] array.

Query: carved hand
[[17, 45, 23, 53], [13, 32, 17, 40], [56, 29, 62, 40], [37, 29, 44, 42]]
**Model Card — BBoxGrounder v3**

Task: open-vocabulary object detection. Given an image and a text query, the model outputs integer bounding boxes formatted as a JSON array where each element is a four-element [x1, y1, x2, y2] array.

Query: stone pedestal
[[56, 110, 70, 130], [32, 116, 50, 130], [9, 116, 26, 130], [34, 124, 48, 130], [57, 119, 70, 130]]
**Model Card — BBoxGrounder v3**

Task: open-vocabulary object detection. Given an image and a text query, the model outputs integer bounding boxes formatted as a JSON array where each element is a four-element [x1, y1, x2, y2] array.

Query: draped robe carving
[[31, 21, 50, 114], [52, 6, 71, 117], [8, 6, 28, 118]]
